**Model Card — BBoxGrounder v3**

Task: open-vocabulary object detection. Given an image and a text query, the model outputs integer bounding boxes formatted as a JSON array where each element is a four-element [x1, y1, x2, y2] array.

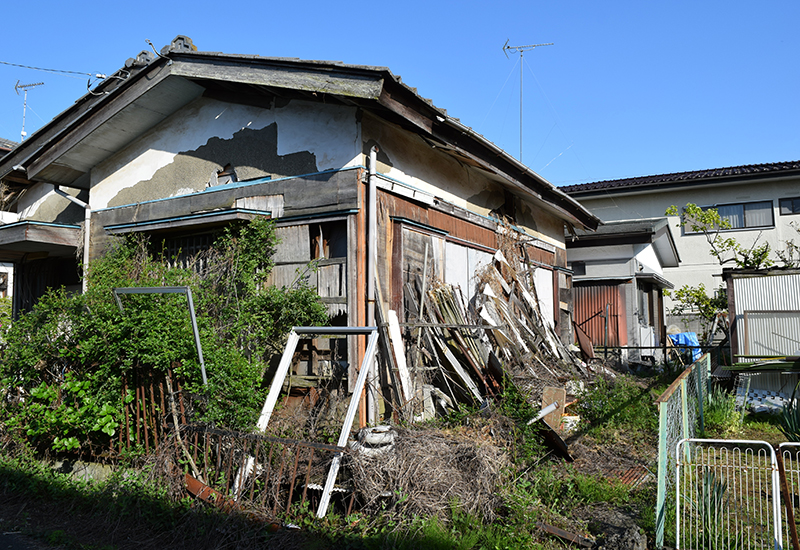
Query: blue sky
[[1, 1, 798, 186]]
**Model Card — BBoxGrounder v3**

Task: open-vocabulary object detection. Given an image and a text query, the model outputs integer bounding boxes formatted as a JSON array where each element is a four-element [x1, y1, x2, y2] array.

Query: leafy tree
[[665, 203, 772, 269], [664, 284, 728, 340], [777, 221, 800, 268], [663, 202, 772, 340]]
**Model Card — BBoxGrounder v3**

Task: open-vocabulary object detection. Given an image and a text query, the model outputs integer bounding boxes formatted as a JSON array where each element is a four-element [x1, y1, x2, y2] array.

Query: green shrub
[[577, 375, 656, 432], [0, 219, 329, 451]]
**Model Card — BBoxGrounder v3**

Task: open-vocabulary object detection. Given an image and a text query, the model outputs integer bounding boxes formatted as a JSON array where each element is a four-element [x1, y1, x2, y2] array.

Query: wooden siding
[[379, 192, 498, 250]]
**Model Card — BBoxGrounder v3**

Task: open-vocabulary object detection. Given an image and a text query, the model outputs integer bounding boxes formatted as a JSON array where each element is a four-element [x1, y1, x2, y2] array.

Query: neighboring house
[[563, 162, 800, 317], [0, 36, 598, 351], [566, 217, 680, 364]]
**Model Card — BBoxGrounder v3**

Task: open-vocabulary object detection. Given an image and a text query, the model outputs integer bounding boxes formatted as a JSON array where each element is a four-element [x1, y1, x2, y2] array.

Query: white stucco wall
[[17, 182, 54, 218], [90, 98, 361, 210], [633, 243, 663, 276]]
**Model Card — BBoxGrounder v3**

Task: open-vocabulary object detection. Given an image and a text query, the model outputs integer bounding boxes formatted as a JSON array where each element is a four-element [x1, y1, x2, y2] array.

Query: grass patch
[[701, 385, 740, 438]]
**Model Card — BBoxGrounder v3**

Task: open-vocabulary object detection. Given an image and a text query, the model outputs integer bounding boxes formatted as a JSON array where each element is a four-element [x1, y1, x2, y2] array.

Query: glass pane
[[744, 201, 772, 227], [781, 198, 793, 215], [717, 204, 743, 228]]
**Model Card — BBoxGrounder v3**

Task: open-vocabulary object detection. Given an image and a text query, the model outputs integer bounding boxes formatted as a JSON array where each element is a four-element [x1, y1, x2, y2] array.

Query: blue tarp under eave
[[669, 332, 702, 362]]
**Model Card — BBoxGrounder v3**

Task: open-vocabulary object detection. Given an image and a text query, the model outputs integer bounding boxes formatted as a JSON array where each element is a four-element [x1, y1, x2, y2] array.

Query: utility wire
[[0, 59, 101, 79]]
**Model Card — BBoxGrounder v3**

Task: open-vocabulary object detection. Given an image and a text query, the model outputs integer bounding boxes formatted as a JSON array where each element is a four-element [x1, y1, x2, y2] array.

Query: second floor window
[[780, 197, 800, 215], [687, 201, 774, 233]]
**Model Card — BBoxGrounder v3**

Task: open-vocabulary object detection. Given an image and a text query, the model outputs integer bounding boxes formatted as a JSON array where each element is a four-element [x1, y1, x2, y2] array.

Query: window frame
[[684, 200, 774, 233], [780, 197, 800, 216]]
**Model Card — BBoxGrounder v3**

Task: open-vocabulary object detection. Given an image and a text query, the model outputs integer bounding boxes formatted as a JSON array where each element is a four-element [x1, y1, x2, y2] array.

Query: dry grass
[[346, 426, 509, 521]]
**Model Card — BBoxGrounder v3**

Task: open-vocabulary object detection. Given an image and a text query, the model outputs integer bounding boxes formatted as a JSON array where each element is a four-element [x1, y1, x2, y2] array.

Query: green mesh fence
[[655, 353, 710, 548]]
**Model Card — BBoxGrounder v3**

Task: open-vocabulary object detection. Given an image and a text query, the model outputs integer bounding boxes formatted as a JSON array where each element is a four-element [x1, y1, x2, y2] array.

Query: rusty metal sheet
[[573, 282, 626, 347], [535, 522, 594, 548]]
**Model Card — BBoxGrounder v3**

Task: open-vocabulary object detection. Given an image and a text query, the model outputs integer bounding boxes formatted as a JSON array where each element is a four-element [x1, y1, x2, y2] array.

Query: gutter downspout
[[53, 186, 90, 294], [366, 146, 379, 424]]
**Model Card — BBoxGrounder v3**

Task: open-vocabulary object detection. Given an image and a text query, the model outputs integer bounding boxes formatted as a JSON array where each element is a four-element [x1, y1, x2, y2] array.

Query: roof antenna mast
[[15, 80, 44, 142], [503, 40, 552, 163]]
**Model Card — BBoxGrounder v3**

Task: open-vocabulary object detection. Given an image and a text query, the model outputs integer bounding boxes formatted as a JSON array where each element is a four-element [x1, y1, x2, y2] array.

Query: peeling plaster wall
[[91, 98, 360, 210], [18, 183, 83, 224], [361, 113, 566, 250]]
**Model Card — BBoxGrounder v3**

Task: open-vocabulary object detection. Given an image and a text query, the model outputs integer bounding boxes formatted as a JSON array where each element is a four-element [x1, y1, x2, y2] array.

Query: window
[[686, 201, 773, 232], [780, 197, 800, 215]]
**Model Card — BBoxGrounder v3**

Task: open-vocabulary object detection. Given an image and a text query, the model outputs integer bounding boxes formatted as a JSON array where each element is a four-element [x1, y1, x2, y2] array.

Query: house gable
[[91, 97, 360, 210]]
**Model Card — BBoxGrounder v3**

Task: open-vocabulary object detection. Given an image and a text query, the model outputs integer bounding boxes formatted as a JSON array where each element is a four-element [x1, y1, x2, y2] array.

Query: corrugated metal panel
[[574, 283, 625, 346], [734, 273, 800, 311], [732, 273, 800, 356], [742, 311, 800, 356]]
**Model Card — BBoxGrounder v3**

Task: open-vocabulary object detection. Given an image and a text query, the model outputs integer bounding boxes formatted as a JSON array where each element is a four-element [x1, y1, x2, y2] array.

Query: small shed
[[723, 267, 800, 358], [567, 217, 680, 365]]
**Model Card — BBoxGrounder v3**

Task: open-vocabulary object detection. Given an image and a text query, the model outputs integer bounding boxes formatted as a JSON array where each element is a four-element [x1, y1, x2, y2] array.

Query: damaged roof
[[562, 160, 800, 198], [0, 36, 598, 231]]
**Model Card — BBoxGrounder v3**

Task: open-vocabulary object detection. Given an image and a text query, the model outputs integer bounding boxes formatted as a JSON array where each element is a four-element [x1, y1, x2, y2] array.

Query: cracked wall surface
[[91, 97, 360, 210]]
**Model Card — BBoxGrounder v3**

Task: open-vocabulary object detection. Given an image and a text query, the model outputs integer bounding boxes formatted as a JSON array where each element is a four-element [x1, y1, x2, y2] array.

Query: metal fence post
[[681, 377, 690, 462], [695, 361, 705, 436], [656, 402, 669, 548]]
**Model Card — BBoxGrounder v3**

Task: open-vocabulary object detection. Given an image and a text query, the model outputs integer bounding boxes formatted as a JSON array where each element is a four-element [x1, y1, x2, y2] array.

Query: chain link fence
[[655, 353, 711, 548]]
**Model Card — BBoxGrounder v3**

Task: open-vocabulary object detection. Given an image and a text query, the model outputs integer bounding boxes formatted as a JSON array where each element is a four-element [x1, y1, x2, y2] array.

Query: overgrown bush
[[0, 219, 329, 452], [780, 385, 800, 443]]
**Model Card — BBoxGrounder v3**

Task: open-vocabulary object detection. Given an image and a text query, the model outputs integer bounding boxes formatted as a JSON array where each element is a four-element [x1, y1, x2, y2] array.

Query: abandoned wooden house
[[0, 36, 599, 419]]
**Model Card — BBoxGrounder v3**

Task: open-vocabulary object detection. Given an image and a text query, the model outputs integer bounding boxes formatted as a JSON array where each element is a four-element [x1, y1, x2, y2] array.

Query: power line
[[0, 59, 102, 79]]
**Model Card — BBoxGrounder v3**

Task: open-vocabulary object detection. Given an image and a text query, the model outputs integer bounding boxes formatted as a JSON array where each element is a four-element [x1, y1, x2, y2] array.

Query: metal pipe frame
[[113, 286, 207, 386]]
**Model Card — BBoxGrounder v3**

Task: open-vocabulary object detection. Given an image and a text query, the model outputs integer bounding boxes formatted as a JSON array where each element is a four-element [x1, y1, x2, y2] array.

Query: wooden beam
[[171, 60, 384, 100]]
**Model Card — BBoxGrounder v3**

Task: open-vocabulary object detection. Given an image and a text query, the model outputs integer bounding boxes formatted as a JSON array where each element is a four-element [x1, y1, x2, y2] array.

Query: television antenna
[[15, 80, 44, 141], [503, 40, 553, 162]]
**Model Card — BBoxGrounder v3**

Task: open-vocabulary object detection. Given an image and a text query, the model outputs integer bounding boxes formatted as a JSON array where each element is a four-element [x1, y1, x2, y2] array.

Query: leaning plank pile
[[386, 250, 589, 420]]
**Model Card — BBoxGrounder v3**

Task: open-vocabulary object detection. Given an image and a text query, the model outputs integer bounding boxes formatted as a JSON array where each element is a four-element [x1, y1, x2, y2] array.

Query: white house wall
[[576, 176, 800, 303], [90, 98, 361, 210], [17, 182, 83, 224], [533, 267, 555, 327], [444, 241, 492, 298], [633, 243, 663, 275]]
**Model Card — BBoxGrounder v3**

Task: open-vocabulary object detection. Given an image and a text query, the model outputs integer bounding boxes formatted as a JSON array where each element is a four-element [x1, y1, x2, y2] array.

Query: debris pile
[[387, 248, 589, 420]]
